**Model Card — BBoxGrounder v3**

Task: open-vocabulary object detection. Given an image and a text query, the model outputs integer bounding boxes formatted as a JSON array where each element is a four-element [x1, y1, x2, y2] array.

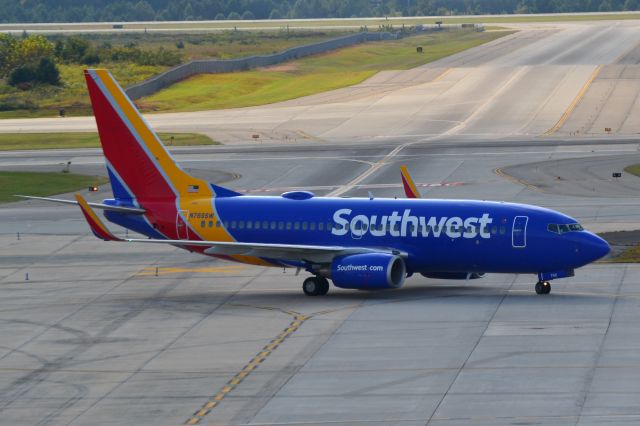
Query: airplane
[[20, 69, 610, 296]]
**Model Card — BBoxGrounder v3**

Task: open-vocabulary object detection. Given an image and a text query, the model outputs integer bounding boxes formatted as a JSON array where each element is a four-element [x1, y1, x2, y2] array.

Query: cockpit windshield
[[547, 223, 584, 234]]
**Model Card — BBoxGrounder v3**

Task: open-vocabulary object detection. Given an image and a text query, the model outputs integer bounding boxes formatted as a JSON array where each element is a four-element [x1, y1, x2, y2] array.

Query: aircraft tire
[[535, 281, 551, 295], [316, 277, 330, 295], [303, 277, 327, 296]]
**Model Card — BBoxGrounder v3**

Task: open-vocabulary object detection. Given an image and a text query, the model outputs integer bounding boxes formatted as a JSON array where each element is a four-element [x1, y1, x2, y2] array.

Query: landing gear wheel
[[303, 277, 329, 296], [535, 281, 551, 295], [316, 277, 330, 296]]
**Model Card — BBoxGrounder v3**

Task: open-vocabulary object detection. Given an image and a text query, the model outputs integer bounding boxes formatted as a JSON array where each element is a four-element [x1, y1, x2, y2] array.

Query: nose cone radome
[[581, 232, 611, 264]]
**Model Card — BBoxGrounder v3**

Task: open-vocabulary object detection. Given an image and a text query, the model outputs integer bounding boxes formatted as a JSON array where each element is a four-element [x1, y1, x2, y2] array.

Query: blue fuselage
[[107, 194, 610, 276]]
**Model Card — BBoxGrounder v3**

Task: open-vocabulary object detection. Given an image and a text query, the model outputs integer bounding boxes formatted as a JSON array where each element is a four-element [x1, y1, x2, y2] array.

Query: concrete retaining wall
[[125, 31, 397, 99]]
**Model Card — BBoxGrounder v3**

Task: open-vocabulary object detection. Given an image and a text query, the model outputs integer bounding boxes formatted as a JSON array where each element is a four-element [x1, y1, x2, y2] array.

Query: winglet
[[74, 194, 122, 241], [400, 166, 421, 199]]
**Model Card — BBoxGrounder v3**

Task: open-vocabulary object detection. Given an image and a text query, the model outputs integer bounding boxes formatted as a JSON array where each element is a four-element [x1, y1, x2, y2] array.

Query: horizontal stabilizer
[[16, 195, 145, 214], [74, 194, 122, 241]]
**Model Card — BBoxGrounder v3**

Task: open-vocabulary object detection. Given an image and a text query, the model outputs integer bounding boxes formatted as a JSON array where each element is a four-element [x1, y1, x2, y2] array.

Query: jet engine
[[331, 253, 406, 290]]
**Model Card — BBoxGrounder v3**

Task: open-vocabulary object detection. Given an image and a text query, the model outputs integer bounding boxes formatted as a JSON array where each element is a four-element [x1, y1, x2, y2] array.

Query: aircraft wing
[[16, 195, 145, 214], [135, 239, 401, 263], [74, 194, 405, 264]]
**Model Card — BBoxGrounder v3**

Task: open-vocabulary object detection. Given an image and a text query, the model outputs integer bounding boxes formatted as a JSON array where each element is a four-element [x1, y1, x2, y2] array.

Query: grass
[[0, 171, 108, 203], [139, 29, 510, 112], [624, 164, 640, 177], [605, 245, 640, 263], [0, 132, 217, 150], [0, 62, 165, 118], [0, 31, 343, 119]]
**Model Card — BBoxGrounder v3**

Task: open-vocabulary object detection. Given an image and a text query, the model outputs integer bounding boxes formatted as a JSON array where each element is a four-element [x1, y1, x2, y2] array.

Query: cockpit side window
[[548, 223, 583, 234]]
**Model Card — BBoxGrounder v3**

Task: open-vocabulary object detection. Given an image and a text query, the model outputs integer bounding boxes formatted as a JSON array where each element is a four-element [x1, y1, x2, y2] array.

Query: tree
[[9, 65, 36, 87], [227, 11, 241, 19], [133, 1, 156, 20], [16, 35, 54, 66], [0, 34, 18, 77], [35, 57, 60, 85], [242, 10, 255, 19], [60, 36, 90, 62]]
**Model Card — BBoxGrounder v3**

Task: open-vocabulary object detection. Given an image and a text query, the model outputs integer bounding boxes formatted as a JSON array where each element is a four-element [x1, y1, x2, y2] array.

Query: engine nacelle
[[421, 272, 485, 280], [331, 253, 406, 290]]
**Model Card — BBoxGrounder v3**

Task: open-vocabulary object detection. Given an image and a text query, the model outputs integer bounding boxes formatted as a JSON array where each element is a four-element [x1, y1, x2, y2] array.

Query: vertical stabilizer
[[84, 69, 209, 201], [400, 165, 422, 199]]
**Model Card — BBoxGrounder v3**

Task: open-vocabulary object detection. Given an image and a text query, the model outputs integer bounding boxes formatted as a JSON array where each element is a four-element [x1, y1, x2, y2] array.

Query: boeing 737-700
[[20, 69, 611, 296]]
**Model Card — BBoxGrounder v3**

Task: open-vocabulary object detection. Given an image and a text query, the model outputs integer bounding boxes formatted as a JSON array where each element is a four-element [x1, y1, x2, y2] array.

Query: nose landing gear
[[302, 276, 330, 296], [535, 280, 551, 295]]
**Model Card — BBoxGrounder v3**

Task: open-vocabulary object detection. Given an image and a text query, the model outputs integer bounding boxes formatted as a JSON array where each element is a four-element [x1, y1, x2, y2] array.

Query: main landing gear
[[302, 276, 330, 296], [535, 280, 551, 295]]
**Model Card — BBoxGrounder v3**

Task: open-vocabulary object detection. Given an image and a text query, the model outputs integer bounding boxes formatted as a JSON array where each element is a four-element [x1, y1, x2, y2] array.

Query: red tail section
[[84, 69, 207, 201]]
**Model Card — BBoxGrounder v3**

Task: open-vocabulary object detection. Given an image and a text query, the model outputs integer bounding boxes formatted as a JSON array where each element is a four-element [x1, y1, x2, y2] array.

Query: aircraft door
[[512, 216, 528, 248], [350, 216, 367, 240], [176, 210, 190, 239]]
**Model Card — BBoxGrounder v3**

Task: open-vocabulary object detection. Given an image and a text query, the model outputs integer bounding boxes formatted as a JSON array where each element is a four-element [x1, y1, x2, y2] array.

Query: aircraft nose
[[579, 232, 610, 263]]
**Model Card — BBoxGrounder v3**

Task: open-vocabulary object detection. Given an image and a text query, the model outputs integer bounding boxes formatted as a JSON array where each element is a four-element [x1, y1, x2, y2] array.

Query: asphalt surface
[[2, 20, 640, 426]]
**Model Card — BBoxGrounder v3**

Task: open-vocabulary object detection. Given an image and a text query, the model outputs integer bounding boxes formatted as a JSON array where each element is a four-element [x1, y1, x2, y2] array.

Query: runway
[[2, 19, 640, 426]]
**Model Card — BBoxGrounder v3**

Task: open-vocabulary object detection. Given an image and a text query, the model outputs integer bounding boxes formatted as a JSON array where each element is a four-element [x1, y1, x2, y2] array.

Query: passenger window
[[302, 222, 308, 230], [434, 226, 439, 233], [354, 222, 361, 230], [238, 221, 244, 229], [254, 221, 260, 230], [278, 221, 284, 230], [223, 221, 229, 229], [286, 222, 292, 230], [247, 221, 253, 229], [491, 225, 497, 235], [262, 221, 269, 229], [318, 222, 324, 231], [231, 221, 237, 229], [328, 223, 333, 231], [294, 222, 300, 230], [310, 222, 316, 231], [200, 220, 205, 228], [270, 221, 276, 230], [216, 221, 221, 228], [208, 220, 213, 228], [499, 226, 506, 235]]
